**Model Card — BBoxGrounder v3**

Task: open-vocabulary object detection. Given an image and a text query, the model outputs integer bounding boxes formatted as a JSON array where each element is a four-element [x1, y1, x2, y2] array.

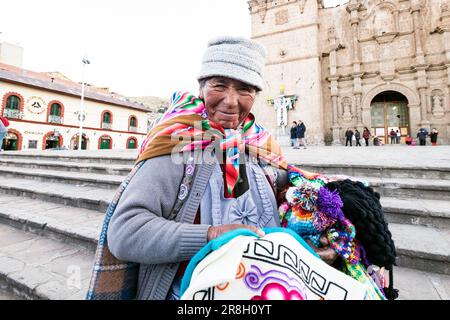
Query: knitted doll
[[279, 165, 397, 300]]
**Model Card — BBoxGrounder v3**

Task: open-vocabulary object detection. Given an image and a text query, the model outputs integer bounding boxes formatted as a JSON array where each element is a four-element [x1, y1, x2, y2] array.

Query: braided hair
[[325, 179, 399, 299]]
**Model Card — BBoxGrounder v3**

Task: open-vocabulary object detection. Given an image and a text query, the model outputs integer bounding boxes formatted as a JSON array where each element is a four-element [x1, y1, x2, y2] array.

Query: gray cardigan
[[107, 151, 287, 300]]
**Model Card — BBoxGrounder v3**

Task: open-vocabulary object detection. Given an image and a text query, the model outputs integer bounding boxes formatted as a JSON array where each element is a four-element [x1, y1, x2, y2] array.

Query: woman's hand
[[306, 234, 338, 265], [207, 224, 265, 242]]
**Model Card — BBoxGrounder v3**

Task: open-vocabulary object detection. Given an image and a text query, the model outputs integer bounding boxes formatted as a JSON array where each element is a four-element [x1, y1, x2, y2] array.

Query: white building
[[0, 61, 154, 151]]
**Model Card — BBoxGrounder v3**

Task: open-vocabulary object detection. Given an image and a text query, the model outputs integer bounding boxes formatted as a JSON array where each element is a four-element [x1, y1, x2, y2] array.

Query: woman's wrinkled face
[[199, 77, 257, 130]]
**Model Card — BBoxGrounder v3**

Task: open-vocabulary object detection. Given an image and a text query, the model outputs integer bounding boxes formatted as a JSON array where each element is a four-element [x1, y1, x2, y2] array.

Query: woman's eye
[[239, 87, 253, 94]]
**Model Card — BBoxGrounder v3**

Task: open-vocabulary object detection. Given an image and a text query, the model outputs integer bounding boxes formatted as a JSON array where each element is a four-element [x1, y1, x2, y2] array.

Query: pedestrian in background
[[296, 120, 307, 149], [396, 130, 401, 144], [0, 116, 9, 151], [290, 121, 298, 148], [405, 135, 412, 146], [389, 129, 396, 144], [345, 128, 354, 146], [430, 128, 439, 146], [363, 127, 371, 147], [354, 129, 361, 147], [417, 127, 428, 146]]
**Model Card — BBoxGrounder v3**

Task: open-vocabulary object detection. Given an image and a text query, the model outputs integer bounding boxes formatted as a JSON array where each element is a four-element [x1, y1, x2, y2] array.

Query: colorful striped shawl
[[137, 91, 287, 195]]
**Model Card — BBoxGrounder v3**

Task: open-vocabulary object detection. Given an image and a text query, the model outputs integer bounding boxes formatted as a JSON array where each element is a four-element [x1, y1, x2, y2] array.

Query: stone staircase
[[0, 151, 449, 300]]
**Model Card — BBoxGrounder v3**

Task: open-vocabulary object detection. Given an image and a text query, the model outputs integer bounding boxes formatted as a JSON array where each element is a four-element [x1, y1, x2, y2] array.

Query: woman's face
[[199, 77, 257, 130]]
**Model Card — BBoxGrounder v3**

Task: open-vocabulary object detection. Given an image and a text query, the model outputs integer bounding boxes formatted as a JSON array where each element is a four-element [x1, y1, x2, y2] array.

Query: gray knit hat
[[197, 36, 267, 91]]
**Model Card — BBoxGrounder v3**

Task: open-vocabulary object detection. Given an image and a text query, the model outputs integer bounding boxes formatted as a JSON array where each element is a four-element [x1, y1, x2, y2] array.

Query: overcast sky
[[0, 0, 347, 99]]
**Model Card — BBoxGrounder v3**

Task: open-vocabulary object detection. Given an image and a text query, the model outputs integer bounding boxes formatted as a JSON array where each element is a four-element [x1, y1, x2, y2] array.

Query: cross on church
[[267, 87, 298, 135]]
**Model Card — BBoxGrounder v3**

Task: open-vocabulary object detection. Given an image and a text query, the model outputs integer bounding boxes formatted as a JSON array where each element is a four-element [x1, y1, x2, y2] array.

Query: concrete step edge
[[381, 198, 450, 219], [0, 183, 111, 213], [0, 167, 123, 182], [0, 158, 133, 171], [0, 212, 99, 252]]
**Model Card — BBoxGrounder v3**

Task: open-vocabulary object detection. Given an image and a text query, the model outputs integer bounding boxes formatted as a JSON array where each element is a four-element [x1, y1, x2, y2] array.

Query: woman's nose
[[223, 89, 239, 107]]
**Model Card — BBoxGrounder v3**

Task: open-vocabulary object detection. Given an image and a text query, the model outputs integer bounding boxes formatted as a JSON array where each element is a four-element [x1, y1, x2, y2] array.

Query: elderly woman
[[87, 36, 337, 300]]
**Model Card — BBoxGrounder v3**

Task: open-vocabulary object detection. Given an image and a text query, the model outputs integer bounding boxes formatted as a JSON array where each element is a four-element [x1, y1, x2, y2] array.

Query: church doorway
[[370, 91, 410, 144]]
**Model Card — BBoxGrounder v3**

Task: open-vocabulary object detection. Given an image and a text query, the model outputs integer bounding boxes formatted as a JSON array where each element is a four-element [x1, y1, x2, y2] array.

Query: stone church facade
[[248, 0, 450, 145]]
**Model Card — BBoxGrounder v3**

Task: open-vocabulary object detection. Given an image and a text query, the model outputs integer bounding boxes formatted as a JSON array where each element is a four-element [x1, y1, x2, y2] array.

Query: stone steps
[[0, 158, 132, 176], [0, 194, 103, 252], [0, 216, 449, 300], [389, 223, 450, 275], [0, 224, 93, 300], [382, 197, 450, 229], [388, 266, 450, 300], [0, 192, 448, 277], [364, 177, 450, 201], [0, 166, 123, 190], [0, 151, 136, 165], [0, 177, 113, 212], [301, 164, 450, 180], [2, 164, 450, 202], [0, 150, 449, 300]]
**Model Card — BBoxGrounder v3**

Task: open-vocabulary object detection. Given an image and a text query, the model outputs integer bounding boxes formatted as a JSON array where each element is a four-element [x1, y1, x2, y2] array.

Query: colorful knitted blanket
[[137, 91, 287, 195], [180, 228, 368, 300]]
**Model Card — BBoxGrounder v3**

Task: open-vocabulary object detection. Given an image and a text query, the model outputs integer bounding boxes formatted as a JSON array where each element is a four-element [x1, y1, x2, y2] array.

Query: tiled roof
[[0, 62, 151, 112]]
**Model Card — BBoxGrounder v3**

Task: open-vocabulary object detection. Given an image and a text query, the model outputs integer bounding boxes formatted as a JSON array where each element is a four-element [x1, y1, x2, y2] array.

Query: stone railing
[[48, 115, 63, 124], [2, 109, 24, 119], [102, 122, 112, 130]]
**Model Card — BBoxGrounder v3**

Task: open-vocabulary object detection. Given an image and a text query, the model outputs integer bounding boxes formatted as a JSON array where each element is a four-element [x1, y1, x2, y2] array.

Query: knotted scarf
[[137, 91, 287, 195]]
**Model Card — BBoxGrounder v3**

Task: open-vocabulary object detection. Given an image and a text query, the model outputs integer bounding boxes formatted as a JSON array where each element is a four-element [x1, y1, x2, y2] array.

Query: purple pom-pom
[[317, 187, 344, 221]]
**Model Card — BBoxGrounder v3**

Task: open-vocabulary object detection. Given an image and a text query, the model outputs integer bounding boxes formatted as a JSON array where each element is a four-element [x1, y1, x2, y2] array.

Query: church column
[[411, 1, 425, 65], [328, 26, 342, 145], [330, 77, 341, 145], [347, 0, 363, 127], [411, 2, 429, 126], [439, 1, 450, 113]]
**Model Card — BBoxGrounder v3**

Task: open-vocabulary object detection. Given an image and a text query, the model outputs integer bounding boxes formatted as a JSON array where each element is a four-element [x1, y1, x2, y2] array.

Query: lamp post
[[78, 57, 90, 151]]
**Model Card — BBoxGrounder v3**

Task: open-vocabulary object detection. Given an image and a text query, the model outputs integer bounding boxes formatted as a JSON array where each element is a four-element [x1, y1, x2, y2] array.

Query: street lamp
[[78, 57, 90, 151]]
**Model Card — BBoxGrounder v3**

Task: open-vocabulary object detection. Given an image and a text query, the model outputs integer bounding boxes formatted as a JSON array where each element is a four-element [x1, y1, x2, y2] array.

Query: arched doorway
[[126, 137, 138, 149], [370, 91, 410, 144], [70, 133, 89, 150], [43, 130, 63, 150], [2, 130, 22, 151], [98, 135, 112, 149]]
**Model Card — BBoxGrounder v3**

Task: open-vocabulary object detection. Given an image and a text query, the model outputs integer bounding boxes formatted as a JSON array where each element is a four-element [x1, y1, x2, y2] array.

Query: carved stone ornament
[[341, 97, 353, 122], [248, 0, 268, 23], [299, 0, 306, 14], [431, 90, 445, 118], [275, 9, 289, 25]]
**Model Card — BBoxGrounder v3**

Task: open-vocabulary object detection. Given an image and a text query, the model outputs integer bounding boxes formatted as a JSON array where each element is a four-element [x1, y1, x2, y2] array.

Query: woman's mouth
[[216, 110, 239, 119]]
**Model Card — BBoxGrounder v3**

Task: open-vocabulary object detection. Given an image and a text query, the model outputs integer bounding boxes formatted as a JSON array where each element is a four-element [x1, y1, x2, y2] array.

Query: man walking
[[417, 127, 428, 146], [296, 120, 307, 149], [345, 128, 354, 146], [290, 121, 298, 148], [354, 129, 362, 147]]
